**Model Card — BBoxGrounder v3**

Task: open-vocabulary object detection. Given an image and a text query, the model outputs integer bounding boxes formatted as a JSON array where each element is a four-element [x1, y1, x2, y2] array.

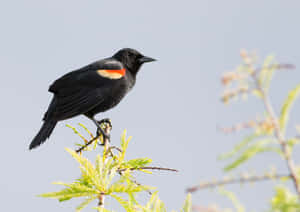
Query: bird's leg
[[91, 117, 111, 143], [97, 118, 112, 129]]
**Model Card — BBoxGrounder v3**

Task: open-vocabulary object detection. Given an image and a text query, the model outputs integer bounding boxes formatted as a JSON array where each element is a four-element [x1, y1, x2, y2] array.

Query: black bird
[[29, 48, 155, 150]]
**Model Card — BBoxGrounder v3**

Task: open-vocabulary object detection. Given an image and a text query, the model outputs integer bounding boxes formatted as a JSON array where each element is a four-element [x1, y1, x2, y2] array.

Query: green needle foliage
[[40, 126, 191, 212]]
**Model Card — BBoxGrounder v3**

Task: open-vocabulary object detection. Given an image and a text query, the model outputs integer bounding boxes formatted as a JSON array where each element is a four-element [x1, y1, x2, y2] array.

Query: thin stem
[[117, 171, 153, 195], [99, 124, 112, 207], [252, 72, 300, 197], [117, 166, 178, 196], [75, 136, 100, 153], [118, 166, 178, 172], [98, 192, 105, 208], [186, 173, 290, 193]]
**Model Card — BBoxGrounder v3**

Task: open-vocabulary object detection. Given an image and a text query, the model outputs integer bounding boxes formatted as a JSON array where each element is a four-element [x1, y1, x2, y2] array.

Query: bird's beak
[[139, 56, 156, 63]]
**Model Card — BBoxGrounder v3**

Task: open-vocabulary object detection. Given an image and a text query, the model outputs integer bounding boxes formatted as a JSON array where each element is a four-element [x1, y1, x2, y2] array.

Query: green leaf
[[78, 123, 94, 138], [120, 130, 132, 161], [129, 192, 138, 206], [259, 55, 277, 93], [279, 84, 300, 135], [93, 207, 113, 212], [76, 196, 97, 212], [224, 139, 279, 171], [66, 148, 107, 190], [219, 188, 245, 212], [122, 158, 152, 169], [39, 189, 97, 202], [271, 186, 300, 212], [144, 192, 166, 212], [252, 89, 264, 98], [133, 192, 166, 212], [53, 181, 98, 194], [287, 138, 300, 148], [66, 148, 95, 174], [110, 194, 135, 212], [181, 193, 192, 212], [108, 183, 154, 194], [120, 130, 128, 150], [218, 134, 259, 160], [66, 124, 88, 143], [40, 181, 98, 202]]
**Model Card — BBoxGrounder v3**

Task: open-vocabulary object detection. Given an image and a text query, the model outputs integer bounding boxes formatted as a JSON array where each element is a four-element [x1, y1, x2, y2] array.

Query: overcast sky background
[[1, 0, 300, 211]]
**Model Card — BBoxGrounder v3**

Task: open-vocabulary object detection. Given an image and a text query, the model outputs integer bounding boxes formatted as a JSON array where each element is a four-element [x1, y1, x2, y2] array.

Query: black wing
[[46, 88, 106, 120], [49, 58, 124, 94], [45, 58, 124, 121]]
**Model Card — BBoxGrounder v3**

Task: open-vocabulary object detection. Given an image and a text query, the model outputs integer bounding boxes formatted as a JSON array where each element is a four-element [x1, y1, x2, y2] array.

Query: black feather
[[29, 120, 57, 149]]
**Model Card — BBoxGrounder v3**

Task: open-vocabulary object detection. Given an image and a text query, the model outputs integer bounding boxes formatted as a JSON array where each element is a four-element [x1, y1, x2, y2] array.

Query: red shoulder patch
[[97, 68, 126, 79]]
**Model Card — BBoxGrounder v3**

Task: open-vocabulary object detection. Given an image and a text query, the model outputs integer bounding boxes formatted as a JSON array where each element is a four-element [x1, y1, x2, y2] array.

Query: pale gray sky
[[1, 0, 300, 211]]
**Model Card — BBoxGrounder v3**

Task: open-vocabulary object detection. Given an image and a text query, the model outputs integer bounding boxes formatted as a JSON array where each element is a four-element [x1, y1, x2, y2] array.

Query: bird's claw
[[95, 118, 112, 143], [97, 118, 112, 128], [97, 128, 111, 139], [91, 117, 112, 145]]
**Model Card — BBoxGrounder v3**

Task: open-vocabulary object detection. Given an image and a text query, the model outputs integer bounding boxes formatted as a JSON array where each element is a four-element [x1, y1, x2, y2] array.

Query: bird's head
[[113, 48, 156, 76]]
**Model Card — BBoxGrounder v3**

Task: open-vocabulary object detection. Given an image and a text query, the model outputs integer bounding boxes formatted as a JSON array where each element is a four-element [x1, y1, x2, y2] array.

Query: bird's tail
[[29, 119, 57, 150]]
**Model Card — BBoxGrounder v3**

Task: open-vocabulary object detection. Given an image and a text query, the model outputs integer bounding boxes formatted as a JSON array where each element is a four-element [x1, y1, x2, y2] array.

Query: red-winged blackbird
[[29, 48, 155, 150]]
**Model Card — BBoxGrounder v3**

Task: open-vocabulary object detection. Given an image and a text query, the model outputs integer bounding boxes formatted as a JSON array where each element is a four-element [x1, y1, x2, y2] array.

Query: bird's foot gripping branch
[[74, 118, 112, 153], [39, 121, 187, 212]]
